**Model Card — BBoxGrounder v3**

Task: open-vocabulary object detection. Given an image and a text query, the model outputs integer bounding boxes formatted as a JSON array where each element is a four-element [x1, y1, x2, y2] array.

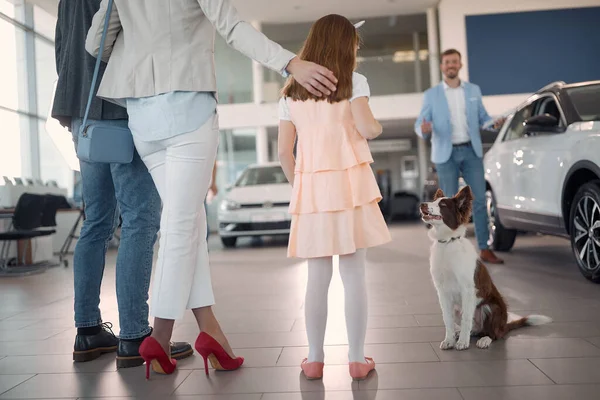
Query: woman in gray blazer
[[86, 0, 337, 378]]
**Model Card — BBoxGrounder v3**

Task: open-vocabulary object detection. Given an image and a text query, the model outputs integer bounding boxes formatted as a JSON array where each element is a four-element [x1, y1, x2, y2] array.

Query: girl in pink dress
[[277, 14, 391, 381]]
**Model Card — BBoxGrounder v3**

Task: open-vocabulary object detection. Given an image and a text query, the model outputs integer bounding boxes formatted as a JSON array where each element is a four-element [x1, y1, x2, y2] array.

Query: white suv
[[484, 81, 600, 282]]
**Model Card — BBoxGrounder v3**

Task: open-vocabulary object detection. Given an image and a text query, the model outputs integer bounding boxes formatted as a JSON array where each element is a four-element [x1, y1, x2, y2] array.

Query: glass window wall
[[262, 14, 431, 100]]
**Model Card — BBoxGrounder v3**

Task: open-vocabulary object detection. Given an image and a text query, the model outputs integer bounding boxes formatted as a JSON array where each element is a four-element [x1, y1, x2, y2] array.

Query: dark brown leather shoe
[[116, 328, 194, 369], [73, 323, 119, 362], [480, 249, 504, 264]]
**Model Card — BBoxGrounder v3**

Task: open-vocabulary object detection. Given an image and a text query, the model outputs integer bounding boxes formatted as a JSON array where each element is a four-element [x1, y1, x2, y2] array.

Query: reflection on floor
[[0, 223, 600, 399]]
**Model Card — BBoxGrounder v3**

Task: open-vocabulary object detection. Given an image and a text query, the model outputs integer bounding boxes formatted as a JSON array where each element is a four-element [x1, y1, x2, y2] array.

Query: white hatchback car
[[484, 81, 600, 282], [218, 163, 292, 248]]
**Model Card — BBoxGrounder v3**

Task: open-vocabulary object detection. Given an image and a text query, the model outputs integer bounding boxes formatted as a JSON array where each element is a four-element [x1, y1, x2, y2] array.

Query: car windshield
[[566, 84, 600, 122], [235, 166, 287, 187]]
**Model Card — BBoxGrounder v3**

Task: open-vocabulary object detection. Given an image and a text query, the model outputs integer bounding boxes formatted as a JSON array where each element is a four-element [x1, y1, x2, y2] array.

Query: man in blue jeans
[[52, 0, 192, 367], [415, 48, 505, 264]]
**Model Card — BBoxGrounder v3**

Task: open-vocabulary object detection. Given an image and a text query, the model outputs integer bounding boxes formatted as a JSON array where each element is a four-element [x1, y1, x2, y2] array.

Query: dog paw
[[476, 336, 492, 349], [455, 340, 470, 351], [440, 339, 456, 350]]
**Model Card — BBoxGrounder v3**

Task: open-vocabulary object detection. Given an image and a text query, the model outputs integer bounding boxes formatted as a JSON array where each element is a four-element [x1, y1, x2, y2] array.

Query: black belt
[[452, 142, 471, 148]]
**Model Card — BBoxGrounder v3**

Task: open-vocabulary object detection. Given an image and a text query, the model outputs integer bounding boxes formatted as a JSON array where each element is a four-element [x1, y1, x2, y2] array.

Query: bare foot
[[204, 327, 236, 358], [151, 318, 175, 355], [193, 306, 236, 358]]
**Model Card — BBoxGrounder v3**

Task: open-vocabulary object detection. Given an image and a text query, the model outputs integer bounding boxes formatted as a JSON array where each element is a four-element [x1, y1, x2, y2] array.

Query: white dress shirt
[[443, 81, 470, 144]]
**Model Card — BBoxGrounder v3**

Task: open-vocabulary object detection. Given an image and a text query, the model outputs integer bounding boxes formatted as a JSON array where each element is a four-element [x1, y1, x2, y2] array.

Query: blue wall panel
[[465, 7, 600, 95]]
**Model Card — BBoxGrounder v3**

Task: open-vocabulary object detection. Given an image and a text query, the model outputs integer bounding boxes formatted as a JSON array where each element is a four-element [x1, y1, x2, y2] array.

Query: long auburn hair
[[282, 14, 360, 103]]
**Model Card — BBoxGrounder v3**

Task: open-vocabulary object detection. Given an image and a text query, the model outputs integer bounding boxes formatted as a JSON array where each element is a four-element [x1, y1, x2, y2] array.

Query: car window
[[503, 95, 564, 142], [566, 84, 600, 122], [235, 166, 287, 187], [534, 97, 563, 126], [504, 103, 535, 141]]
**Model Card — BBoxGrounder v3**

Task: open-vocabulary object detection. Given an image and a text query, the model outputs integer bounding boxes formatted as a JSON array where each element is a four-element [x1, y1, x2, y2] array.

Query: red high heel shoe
[[195, 332, 244, 375], [139, 337, 177, 379]]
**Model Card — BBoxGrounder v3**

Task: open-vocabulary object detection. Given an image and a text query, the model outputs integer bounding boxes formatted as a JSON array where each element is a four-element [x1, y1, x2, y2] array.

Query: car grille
[[239, 202, 289, 209], [220, 221, 291, 232]]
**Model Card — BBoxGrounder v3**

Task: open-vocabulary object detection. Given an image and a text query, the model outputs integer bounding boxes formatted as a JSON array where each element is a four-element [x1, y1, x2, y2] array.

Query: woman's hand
[[286, 57, 337, 98]]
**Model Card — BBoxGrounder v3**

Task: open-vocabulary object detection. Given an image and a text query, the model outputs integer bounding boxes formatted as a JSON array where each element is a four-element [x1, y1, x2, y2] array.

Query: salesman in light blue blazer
[[415, 49, 505, 264]]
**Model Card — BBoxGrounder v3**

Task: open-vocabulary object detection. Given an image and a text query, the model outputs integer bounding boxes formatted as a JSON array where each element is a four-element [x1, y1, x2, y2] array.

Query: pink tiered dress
[[282, 79, 391, 259]]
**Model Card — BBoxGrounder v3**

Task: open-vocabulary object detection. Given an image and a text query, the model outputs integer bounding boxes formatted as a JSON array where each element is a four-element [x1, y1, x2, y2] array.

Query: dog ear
[[455, 186, 473, 210], [434, 188, 445, 200]]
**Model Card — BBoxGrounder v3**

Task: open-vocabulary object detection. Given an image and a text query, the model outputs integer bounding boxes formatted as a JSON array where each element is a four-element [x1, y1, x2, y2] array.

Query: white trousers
[[133, 114, 219, 320]]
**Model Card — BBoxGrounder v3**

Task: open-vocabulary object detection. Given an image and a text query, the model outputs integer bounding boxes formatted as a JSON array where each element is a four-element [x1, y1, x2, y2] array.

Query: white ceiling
[[27, 0, 438, 22]]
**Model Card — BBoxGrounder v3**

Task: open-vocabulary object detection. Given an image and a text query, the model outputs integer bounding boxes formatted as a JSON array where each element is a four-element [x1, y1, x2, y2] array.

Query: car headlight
[[220, 199, 241, 211]]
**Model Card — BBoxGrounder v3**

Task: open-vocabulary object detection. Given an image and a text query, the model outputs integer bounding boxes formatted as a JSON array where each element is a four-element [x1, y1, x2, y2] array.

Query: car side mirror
[[524, 114, 564, 134]]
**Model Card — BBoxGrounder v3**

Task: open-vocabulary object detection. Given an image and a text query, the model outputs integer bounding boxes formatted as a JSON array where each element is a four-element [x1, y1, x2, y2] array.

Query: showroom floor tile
[[0, 224, 599, 398]]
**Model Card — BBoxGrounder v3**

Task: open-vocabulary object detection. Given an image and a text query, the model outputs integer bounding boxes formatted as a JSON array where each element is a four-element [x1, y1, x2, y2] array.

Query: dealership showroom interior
[[2, 0, 600, 398]]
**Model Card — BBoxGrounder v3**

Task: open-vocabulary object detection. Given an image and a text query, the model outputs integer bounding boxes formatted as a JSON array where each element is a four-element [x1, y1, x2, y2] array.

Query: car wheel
[[221, 237, 237, 248], [486, 189, 516, 251], [569, 181, 600, 283]]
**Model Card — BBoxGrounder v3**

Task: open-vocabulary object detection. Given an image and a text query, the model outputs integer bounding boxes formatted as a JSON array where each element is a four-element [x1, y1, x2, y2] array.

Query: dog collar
[[438, 236, 462, 244]]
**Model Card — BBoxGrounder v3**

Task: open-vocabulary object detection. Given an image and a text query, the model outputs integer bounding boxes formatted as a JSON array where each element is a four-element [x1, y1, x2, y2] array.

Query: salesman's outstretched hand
[[421, 119, 433, 134], [493, 117, 507, 130], [286, 57, 337, 98]]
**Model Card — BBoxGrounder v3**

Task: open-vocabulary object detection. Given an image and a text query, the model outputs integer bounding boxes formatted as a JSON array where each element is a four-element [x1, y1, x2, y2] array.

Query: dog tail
[[507, 314, 552, 331]]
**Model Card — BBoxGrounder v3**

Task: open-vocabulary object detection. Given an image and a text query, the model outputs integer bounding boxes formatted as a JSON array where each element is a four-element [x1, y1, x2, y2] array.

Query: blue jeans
[[72, 118, 161, 339], [435, 143, 489, 250]]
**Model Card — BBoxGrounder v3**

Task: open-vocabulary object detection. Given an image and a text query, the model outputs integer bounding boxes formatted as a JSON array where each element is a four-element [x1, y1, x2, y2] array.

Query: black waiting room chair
[[0, 193, 57, 277]]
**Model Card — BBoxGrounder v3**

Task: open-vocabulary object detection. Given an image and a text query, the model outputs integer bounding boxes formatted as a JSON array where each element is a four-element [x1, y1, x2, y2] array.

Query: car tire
[[486, 189, 517, 252], [221, 237, 237, 248], [569, 181, 600, 283]]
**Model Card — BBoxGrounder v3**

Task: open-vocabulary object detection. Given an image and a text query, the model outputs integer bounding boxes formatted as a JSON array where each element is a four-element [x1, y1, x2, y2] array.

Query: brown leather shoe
[[480, 249, 504, 264]]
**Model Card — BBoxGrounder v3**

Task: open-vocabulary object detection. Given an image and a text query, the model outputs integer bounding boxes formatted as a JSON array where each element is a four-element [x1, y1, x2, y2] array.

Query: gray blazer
[[52, 0, 128, 129], [85, 0, 296, 102]]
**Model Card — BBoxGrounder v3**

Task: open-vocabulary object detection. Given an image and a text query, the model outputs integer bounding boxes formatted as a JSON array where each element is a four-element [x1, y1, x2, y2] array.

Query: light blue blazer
[[414, 82, 493, 164]]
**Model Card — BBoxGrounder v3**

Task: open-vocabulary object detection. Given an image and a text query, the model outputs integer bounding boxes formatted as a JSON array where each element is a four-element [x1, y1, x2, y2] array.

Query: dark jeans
[[72, 118, 161, 339], [435, 143, 489, 250]]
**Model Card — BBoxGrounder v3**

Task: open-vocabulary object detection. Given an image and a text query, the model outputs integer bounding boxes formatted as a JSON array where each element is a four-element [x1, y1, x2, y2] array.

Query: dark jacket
[[51, 0, 127, 130]]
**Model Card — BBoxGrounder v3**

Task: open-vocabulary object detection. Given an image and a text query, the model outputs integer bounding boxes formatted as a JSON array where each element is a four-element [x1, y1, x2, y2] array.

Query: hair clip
[[354, 20, 365, 29]]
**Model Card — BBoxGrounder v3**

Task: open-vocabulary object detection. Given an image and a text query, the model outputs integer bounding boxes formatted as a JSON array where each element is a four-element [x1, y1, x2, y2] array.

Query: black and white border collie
[[420, 186, 551, 350]]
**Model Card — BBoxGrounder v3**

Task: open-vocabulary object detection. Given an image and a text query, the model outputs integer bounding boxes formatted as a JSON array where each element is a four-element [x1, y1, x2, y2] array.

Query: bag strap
[[82, 0, 115, 131]]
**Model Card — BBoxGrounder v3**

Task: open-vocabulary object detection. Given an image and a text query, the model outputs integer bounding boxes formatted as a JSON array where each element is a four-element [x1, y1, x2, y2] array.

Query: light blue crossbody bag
[[77, 0, 134, 164]]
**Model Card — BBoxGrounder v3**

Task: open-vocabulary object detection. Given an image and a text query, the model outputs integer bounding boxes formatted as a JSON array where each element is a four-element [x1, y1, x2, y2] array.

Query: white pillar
[[251, 21, 269, 164], [16, 2, 41, 179], [427, 7, 441, 86], [226, 131, 236, 183], [412, 32, 422, 92], [270, 139, 278, 161], [255, 127, 269, 164], [417, 7, 441, 199]]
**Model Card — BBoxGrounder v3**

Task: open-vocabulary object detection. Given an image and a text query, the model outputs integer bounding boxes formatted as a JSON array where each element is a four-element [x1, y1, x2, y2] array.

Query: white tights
[[305, 249, 368, 363]]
